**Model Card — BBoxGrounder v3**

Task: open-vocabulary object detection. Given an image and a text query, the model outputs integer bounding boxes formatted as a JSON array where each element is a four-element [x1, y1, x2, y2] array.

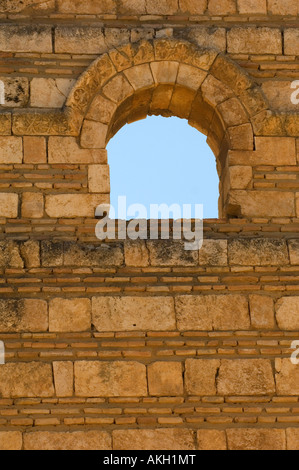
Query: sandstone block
[[208, 0, 236, 14], [124, 64, 154, 90], [103, 75, 134, 104], [187, 27, 227, 52], [217, 359, 275, 395], [0, 363, 54, 398], [237, 0, 267, 14], [119, 0, 146, 14], [228, 27, 282, 54], [64, 242, 124, 267], [150, 61, 179, 84], [0, 25, 52, 53], [197, 430, 227, 450], [284, 29, 299, 56], [41, 241, 63, 267], [86, 95, 117, 124], [288, 240, 299, 265], [228, 124, 254, 151], [249, 295, 275, 329], [275, 358, 299, 395], [24, 136, 47, 164], [228, 238, 289, 266], [48, 137, 107, 164], [24, 431, 111, 450], [55, 26, 106, 54], [45, 194, 109, 218], [255, 137, 296, 165], [30, 78, 75, 108], [0, 193, 18, 218], [0, 77, 29, 108], [228, 190, 295, 218], [124, 240, 149, 267], [180, 0, 207, 14], [49, 298, 91, 332], [0, 299, 48, 333], [20, 240, 40, 268], [218, 97, 248, 127], [175, 295, 250, 331], [75, 361, 147, 397], [80, 120, 108, 149], [147, 240, 198, 266], [21, 192, 44, 218], [227, 429, 286, 451], [198, 239, 228, 266], [0, 136, 22, 163], [88, 165, 110, 193], [146, 0, 178, 15], [53, 362, 73, 397], [0, 240, 23, 268], [92, 296, 175, 331], [185, 359, 220, 395], [276, 297, 299, 330], [262, 81, 297, 112], [286, 428, 299, 451], [148, 362, 183, 396], [229, 166, 252, 190], [177, 64, 207, 90], [0, 432, 22, 451], [269, 0, 298, 15], [112, 428, 195, 450]]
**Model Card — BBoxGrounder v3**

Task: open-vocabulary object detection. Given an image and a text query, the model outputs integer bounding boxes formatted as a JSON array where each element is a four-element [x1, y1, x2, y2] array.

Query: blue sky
[[107, 116, 219, 220]]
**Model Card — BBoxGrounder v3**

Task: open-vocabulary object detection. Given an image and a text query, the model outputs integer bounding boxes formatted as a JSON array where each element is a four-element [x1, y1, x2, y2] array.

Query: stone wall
[[0, 0, 299, 451]]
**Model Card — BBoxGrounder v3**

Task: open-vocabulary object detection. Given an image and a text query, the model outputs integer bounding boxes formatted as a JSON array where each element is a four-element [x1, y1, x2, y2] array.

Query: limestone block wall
[[0, 0, 299, 451]]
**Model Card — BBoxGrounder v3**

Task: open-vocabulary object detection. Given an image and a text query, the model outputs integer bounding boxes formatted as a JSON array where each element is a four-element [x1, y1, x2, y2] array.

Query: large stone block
[[112, 429, 195, 450], [146, 0, 178, 15], [249, 295, 275, 329], [124, 240, 149, 267], [288, 240, 299, 265], [185, 359, 220, 395], [268, 0, 299, 15], [286, 429, 299, 451], [88, 165, 110, 193], [175, 295, 250, 331], [0, 363, 54, 398], [217, 360, 275, 395], [0, 299, 48, 332], [30, 78, 75, 108], [275, 358, 299, 395], [148, 362, 184, 396], [0, 136, 22, 163], [0, 241, 23, 268], [0, 77, 29, 108], [147, 240, 198, 266], [187, 27, 226, 52], [55, 26, 107, 54], [49, 298, 91, 332], [197, 430, 227, 451], [53, 362, 73, 397], [48, 137, 107, 164], [23, 136, 47, 164], [92, 296, 175, 331], [0, 432, 22, 451], [228, 190, 295, 218], [57, 0, 117, 14], [0, 25, 52, 53], [64, 242, 124, 267], [180, 0, 207, 14], [237, 0, 267, 14], [24, 431, 111, 450], [198, 239, 228, 266], [227, 429, 286, 451], [20, 240, 40, 268], [45, 194, 109, 218], [41, 241, 63, 267], [254, 137, 296, 165], [21, 192, 44, 219], [276, 297, 299, 330], [284, 29, 299, 56], [227, 27, 282, 54], [75, 361, 147, 397], [208, 0, 236, 14], [228, 238, 289, 266]]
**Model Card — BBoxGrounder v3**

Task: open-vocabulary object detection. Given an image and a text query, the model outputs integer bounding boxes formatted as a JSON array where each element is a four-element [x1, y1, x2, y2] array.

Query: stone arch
[[65, 39, 270, 217]]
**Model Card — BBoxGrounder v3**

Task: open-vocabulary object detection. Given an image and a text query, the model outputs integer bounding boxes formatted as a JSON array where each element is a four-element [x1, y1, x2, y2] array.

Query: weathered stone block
[[124, 64, 154, 90], [30, 78, 75, 108], [208, 0, 236, 14], [150, 61, 179, 84], [0, 432, 22, 451], [0, 193, 18, 218], [49, 298, 91, 332], [0, 299, 48, 332], [286, 428, 299, 451], [229, 166, 252, 190], [88, 165, 110, 193], [227, 429, 286, 451], [48, 137, 107, 164], [0, 77, 29, 108], [146, 0, 178, 15], [284, 29, 299, 56], [0, 363, 54, 398], [148, 362, 183, 396], [20, 240, 40, 268], [64, 243, 124, 267], [276, 358, 299, 395], [80, 120, 108, 149], [237, 0, 267, 14], [288, 240, 299, 265], [217, 359, 275, 395], [228, 238, 289, 266], [0, 25, 52, 53], [147, 240, 198, 266], [112, 429, 195, 450], [249, 295, 275, 329], [185, 359, 220, 395], [24, 431, 111, 450], [92, 296, 175, 331], [41, 241, 63, 267], [197, 430, 227, 450], [255, 137, 296, 165], [227, 27, 282, 54], [23, 136, 47, 164], [75, 361, 147, 397], [262, 81, 297, 112], [175, 295, 250, 331], [21, 192, 44, 219], [45, 194, 109, 218], [124, 240, 149, 267], [53, 362, 73, 397], [86, 95, 117, 124], [55, 26, 106, 54], [0, 136, 22, 163], [228, 190, 295, 218], [0, 240, 23, 268], [198, 240, 228, 266], [276, 297, 299, 330]]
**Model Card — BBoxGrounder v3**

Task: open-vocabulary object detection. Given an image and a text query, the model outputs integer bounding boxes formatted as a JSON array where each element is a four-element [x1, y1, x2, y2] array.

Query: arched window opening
[[107, 116, 219, 220]]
